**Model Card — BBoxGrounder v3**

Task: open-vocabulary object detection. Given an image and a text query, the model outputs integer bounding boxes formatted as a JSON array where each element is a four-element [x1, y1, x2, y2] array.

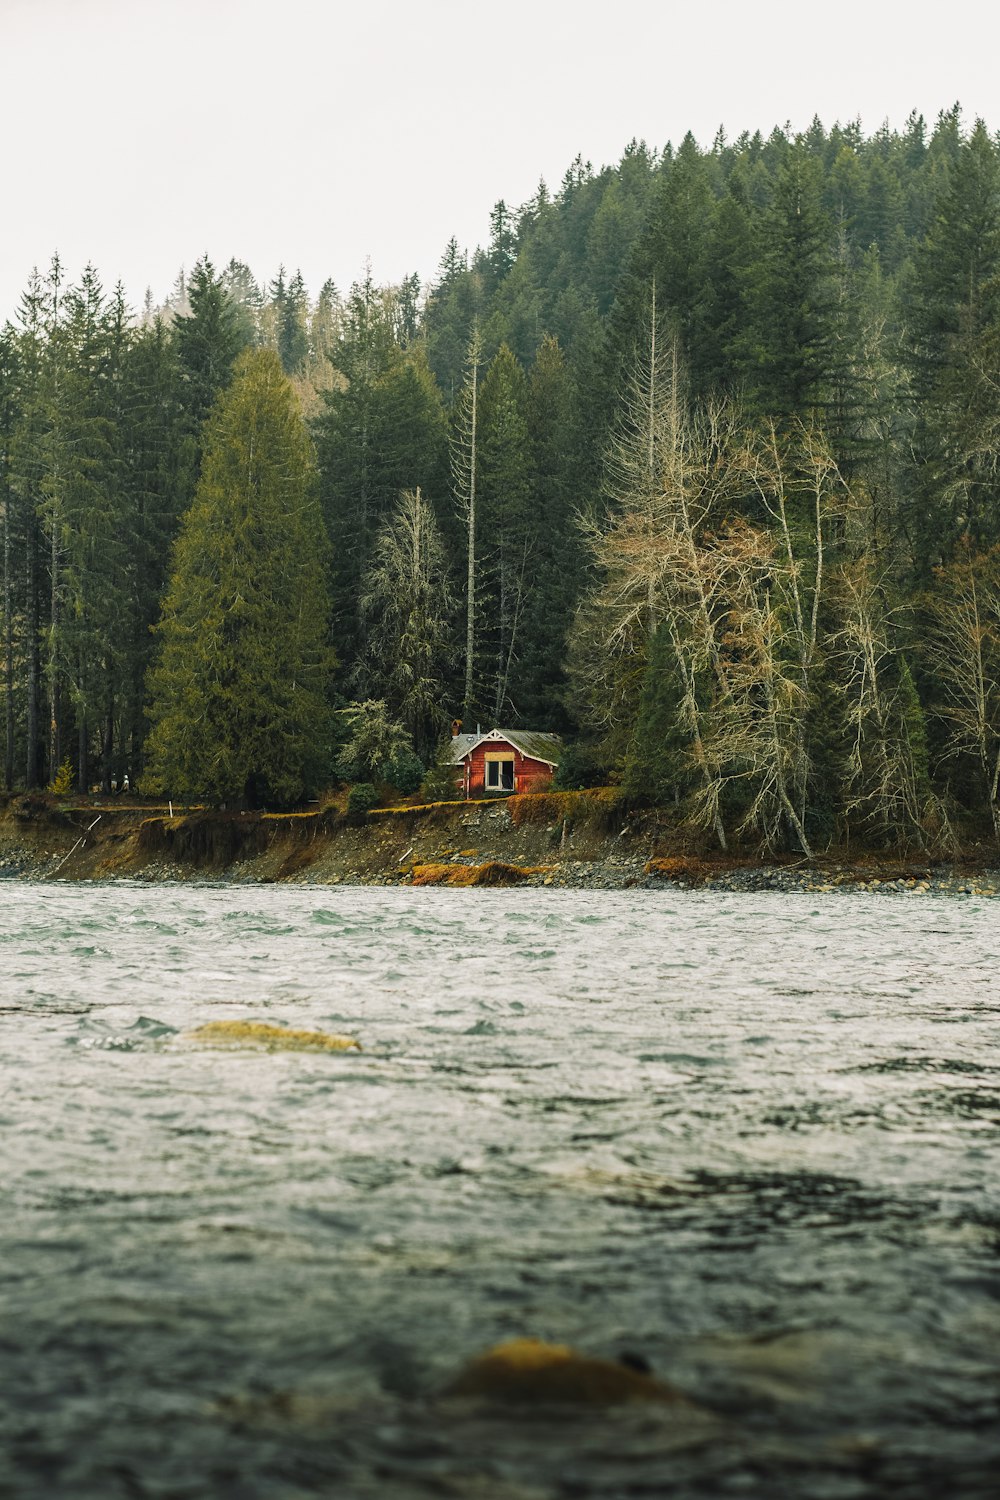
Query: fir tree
[[144, 348, 333, 805], [173, 256, 246, 434], [476, 343, 532, 720], [741, 149, 838, 420]]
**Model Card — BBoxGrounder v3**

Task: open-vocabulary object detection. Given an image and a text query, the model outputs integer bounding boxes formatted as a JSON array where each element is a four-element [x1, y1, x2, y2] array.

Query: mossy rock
[[444, 1338, 681, 1406], [191, 1021, 361, 1052]]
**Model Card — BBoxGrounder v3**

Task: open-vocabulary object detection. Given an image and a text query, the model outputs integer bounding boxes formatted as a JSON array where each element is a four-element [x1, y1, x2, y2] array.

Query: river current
[[2, 880, 998, 1498]]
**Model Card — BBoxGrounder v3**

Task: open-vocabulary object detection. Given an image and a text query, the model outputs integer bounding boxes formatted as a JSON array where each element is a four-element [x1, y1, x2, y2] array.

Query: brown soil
[[1, 788, 997, 893]]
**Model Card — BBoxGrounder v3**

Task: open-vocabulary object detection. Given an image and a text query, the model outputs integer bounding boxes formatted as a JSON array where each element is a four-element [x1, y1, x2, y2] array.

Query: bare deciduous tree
[[923, 544, 1000, 840], [359, 487, 454, 760], [834, 556, 935, 846]]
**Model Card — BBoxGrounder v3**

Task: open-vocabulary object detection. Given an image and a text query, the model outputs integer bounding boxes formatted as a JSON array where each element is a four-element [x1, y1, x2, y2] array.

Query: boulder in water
[[444, 1338, 681, 1406], [191, 1021, 361, 1052]]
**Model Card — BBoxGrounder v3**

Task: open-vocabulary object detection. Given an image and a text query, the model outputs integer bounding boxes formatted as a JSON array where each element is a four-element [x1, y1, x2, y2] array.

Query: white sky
[[2, 0, 997, 319]]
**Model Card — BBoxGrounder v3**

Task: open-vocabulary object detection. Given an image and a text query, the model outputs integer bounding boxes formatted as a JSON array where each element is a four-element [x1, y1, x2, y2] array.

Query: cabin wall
[[463, 742, 555, 797]]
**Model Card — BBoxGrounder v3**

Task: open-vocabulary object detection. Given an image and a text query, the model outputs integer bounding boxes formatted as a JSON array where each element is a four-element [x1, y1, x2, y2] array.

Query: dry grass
[[409, 861, 546, 887], [508, 787, 623, 830], [444, 1338, 681, 1406], [644, 855, 720, 884], [370, 797, 489, 820], [191, 1021, 361, 1052]]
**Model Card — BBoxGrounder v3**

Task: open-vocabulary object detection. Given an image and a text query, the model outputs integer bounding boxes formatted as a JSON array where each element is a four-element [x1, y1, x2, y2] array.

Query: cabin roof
[[448, 728, 563, 767], [446, 733, 481, 765]]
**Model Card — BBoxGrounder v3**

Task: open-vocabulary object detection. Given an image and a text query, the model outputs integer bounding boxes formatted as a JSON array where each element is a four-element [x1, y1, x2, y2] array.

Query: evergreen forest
[[3, 107, 1000, 853]]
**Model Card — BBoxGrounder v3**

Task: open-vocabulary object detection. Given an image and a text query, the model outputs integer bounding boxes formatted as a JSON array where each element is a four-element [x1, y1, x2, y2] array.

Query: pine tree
[[515, 335, 582, 726], [53, 265, 127, 791], [174, 256, 246, 434], [277, 268, 309, 375], [144, 348, 333, 805], [315, 281, 446, 678], [8, 269, 49, 786], [118, 314, 188, 776], [622, 622, 689, 803], [222, 259, 264, 346], [477, 343, 532, 720], [450, 326, 482, 717], [741, 148, 838, 420], [907, 120, 1000, 564], [0, 326, 19, 789], [487, 200, 517, 288]]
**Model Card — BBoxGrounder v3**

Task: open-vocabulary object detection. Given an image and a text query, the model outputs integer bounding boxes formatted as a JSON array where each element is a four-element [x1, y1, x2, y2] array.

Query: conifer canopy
[[143, 347, 333, 804]]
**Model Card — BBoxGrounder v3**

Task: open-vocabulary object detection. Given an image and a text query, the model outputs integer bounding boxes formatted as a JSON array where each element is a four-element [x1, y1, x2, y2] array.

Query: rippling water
[[2, 880, 998, 1498]]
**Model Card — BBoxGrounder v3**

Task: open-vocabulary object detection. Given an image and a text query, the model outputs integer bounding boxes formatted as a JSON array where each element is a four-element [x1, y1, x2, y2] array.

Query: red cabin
[[449, 728, 562, 798]]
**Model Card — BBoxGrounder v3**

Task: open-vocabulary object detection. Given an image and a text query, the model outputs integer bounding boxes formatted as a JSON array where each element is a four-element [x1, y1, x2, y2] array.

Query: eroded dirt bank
[[2, 790, 999, 895]]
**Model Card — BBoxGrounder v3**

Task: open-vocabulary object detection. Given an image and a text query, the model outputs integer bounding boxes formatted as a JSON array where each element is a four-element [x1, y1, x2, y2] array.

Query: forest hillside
[[2, 107, 1000, 854]]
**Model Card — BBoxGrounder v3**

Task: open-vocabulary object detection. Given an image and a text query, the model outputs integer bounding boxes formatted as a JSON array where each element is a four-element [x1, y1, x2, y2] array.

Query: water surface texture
[[2, 882, 998, 1498]]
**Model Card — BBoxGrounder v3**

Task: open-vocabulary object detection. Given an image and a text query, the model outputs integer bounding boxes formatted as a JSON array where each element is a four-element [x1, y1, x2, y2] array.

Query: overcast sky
[[2, 0, 997, 318]]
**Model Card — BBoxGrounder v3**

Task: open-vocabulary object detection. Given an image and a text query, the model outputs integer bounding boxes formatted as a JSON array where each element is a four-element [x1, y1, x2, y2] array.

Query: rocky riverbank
[[1, 789, 998, 895]]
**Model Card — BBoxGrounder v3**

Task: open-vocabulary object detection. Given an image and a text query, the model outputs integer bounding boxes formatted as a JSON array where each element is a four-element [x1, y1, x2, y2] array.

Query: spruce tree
[[622, 622, 689, 804], [516, 335, 581, 727], [173, 256, 246, 433], [907, 120, 1000, 563], [476, 343, 532, 720], [0, 327, 19, 789], [144, 348, 333, 805], [315, 292, 447, 679], [741, 148, 838, 420]]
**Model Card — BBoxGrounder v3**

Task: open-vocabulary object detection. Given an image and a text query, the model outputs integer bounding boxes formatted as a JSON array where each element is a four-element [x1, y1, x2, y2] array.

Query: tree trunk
[[102, 708, 114, 794]]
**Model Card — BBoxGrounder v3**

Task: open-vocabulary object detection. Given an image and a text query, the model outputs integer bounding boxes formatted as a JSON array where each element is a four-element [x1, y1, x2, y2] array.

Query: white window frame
[[485, 755, 515, 791]]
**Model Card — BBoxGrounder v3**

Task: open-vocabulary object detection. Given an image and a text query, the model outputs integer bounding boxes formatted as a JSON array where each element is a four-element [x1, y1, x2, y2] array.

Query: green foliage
[[173, 256, 247, 432], [419, 759, 463, 802], [4, 113, 1000, 850], [622, 626, 689, 805], [314, 307, 449, 676], [334, 700, 414, 784], [144, 348, 333, 806], [358, 486, 454, 759], [345, 781, 380, 818], [740, 149, 838, 419], [386, 747, 425, 795], [49, 757, 73, 797], [551, 741, 608, 792], [473, 343, 532, 721]]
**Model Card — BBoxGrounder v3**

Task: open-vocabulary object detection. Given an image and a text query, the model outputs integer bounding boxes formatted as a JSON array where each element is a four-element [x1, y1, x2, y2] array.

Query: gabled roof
[[450, 727, 563, 767], [446, 733, 480, 765]]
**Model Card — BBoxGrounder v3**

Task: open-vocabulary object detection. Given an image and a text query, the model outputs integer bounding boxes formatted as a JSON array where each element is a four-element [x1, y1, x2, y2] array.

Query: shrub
[[49, 758, 74, 798], [346, 782, 380, 819], [335, 700, 414, 783], [419, 761, 463, 802], [552, 742, 608, 791], [386, 747, 425, 796]]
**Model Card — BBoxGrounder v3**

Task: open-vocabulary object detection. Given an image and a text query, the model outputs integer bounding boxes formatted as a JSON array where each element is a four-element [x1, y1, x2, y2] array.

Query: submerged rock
[[191, 1020, 361, 1052], [444, 1338, 682, 1406]]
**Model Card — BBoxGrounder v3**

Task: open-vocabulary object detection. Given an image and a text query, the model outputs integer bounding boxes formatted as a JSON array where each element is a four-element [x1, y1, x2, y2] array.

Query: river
[[2, 881, 998, 1497]]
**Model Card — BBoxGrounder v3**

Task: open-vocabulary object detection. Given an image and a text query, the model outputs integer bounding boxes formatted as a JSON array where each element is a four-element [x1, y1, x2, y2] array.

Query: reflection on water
[[1, 882, 998, 1497]]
